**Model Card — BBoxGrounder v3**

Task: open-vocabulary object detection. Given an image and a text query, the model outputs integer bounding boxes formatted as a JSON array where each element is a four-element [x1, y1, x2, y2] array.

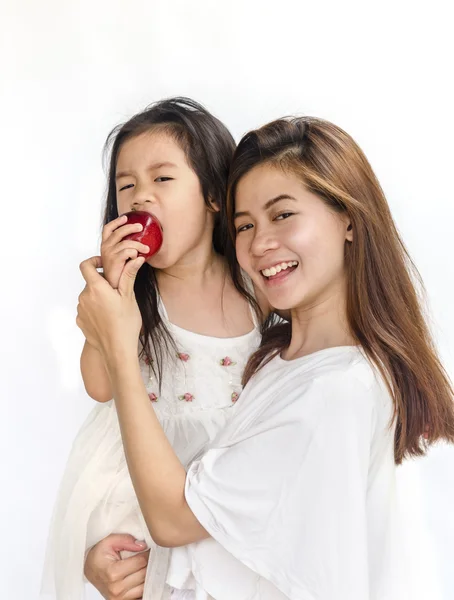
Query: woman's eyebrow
[[234, 194, 297, 220], [264, 194, 297, 209]]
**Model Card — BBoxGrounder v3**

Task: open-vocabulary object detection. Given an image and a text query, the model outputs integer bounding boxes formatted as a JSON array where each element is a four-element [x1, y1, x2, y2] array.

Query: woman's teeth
[[261, 261, 298, 278]]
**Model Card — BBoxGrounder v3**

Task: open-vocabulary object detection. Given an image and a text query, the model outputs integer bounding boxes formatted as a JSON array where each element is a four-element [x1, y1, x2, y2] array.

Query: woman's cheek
[[235, 239, 249, 272], [284, 223, 309, 252], [289, 217, 324, 253]]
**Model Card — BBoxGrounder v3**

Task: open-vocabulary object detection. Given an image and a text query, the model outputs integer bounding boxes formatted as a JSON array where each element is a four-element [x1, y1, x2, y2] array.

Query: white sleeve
[[184, 373, 377, 600]]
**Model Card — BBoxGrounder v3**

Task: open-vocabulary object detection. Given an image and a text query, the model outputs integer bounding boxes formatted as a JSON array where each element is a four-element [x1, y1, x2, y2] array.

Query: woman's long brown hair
[[228, 117, 454, 464]]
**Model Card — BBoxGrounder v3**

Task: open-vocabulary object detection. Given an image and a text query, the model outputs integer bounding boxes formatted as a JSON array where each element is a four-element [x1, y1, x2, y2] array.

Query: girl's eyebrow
[[234, 194, 297, 220], [115, 171, 132, 180], [116, 161, 178, 180]]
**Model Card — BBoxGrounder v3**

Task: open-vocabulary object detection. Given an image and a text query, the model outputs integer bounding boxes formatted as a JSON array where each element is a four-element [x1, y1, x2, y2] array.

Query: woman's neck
[[283, 286, 356, 361]]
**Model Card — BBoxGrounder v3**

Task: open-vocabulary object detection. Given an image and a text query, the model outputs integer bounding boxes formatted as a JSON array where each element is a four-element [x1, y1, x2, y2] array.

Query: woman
[[78, 116, 454, 599]]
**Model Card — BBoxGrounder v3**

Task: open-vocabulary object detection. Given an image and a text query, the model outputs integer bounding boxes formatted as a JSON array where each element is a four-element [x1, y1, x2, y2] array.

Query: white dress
[[167, 346, 407, 600], [41, 299, 261, 600]]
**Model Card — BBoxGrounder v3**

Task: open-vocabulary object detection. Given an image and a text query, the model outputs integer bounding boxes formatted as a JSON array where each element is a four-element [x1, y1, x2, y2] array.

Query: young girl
[[41, 98, 265, 600], [77, 115, 454, 600]]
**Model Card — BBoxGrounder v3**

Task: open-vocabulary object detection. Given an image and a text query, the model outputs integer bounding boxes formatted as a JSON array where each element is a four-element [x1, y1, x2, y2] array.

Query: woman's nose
[[250, 228, 280, 256]]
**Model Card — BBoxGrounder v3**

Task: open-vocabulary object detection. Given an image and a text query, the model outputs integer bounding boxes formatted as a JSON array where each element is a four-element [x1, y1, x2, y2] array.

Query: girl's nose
[[131, 182, 156, 209], [131, 198, 153, 209]]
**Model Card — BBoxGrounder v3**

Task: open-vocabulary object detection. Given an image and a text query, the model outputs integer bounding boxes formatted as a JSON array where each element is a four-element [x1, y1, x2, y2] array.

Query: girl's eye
[[119, 183, 134, 192], [275, 212, 294, 221], [237, 223, 253, 234], [155, 177, 173, 182]]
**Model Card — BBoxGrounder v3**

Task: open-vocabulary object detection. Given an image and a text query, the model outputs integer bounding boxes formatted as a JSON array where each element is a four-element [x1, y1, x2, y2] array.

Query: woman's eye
[[119, 183, 134, 192], [275, 212, 294, 221], [155, 177, 173, 183], [237, 223, 253, 233]]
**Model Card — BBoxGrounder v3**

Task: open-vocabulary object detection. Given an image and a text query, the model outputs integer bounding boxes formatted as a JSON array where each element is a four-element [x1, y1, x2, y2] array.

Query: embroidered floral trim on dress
[[220, 356, 236, 366], [178, 393, 194, 402], [177, 352, 190, 362], [148, 392, 158, 402], [231, 392, 240, 403]]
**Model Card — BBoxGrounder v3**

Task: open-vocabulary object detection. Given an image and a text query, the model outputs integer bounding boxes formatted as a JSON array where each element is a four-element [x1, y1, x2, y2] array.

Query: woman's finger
[[118, 566, 147, 596], [101, 533, 148, 556], [110, 550, 150, 580], [79, 256, 105, 286], [124, 583, 145, 600], [101, 215, 128, 242]]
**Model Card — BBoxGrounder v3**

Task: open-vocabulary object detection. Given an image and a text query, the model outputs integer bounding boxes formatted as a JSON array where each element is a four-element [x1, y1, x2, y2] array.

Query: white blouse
[[167, 346, 407, 600]]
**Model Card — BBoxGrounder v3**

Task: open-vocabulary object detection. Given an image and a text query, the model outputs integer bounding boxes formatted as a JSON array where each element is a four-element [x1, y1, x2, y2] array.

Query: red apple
[[123, 211, 163, 258]]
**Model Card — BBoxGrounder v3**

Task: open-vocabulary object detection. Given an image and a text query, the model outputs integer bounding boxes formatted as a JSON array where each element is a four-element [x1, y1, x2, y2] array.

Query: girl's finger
[[101, 215, 128, 242], [111, 240, 150, 256], [118, 256, 145, 297], [102, 222, 143, 247], [114, 248, 140, 263]]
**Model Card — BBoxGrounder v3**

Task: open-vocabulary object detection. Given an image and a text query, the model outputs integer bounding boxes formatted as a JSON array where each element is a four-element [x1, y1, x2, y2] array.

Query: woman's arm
[[80, 340, 113, 402], [106, 350, 209, 547], [76, 256, 208, 547]]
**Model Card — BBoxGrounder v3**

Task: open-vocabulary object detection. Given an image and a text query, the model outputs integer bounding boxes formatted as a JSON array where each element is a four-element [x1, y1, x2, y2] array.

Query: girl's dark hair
[[103, 97, 258, 384], [227, 116, 454, 464]]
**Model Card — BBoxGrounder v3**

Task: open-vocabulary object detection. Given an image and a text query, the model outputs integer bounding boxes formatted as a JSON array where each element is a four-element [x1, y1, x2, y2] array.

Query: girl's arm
[[80, 340, 113, 402], [106, 349, 209, 547], [80, 215, 150, 403]]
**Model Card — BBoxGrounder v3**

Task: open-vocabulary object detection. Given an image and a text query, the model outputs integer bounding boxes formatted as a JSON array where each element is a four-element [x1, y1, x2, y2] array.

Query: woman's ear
[[346, 221, 353, 242]]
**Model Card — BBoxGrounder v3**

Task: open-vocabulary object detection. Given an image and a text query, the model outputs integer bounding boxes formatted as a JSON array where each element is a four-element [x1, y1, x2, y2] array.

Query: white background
[[1, 0, 453, 598]]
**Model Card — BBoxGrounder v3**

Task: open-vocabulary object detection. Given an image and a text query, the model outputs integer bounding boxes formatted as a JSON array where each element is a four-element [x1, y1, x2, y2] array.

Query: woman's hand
[[84, 534, 149, 600], [101, 215, 150, 289], [76, 255, 145, 361]]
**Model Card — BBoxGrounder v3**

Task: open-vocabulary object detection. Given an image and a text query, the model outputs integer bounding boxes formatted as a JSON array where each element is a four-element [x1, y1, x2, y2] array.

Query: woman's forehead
[[235, 166, 307, 211]]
